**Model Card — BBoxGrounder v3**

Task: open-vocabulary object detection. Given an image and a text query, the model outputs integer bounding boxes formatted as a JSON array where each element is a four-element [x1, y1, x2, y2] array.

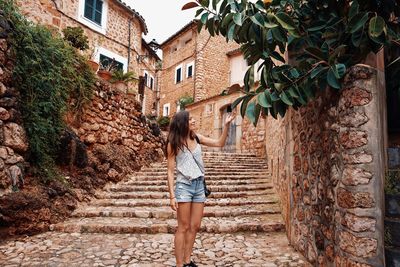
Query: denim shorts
[[175, 176, 206, 203]]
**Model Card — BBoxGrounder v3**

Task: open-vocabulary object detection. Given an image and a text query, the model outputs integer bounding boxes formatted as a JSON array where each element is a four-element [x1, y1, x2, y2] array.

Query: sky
[[124, 0, 197, 45]]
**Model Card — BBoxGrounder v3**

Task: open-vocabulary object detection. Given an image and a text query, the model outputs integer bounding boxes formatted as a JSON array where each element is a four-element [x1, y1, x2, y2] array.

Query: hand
[[225, 111, 236, 125], [170, 198, 178, 211]]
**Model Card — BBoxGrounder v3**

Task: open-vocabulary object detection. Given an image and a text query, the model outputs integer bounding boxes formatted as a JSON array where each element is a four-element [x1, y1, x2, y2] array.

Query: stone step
[[148, 162, 268, 168], [107, 184, 273, 193], [202, 152, 258, 157], [141, 166, 268, 172], [128, 174, 269, 181], [137, 172, 269, 177], [95, 189, 275, 200], [90, 196, 280, 208], [119, 178, 272, 186], [72, 204, 281, 219], [51, 214, 285, 234]]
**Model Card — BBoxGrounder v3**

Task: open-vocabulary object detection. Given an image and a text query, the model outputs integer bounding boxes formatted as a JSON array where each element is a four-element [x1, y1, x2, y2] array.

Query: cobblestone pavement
[[0, 232, 310, 267], [0, 152, 310, 266]]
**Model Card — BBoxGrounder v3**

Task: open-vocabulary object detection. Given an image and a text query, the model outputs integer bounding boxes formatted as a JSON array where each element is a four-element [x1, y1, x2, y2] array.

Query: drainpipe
[[127, 19, 132, 71]]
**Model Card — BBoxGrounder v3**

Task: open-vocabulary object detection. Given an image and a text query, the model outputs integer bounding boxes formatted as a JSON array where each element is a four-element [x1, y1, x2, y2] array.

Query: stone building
[[159, 21, 266, 155], [16, 0, 160, 116]]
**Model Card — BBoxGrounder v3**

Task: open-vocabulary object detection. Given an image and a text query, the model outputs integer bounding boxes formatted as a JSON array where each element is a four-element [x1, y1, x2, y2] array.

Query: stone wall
[[70, 81, 164, 166], [0, 27, 28, 197], [265, 65, 386, 266], [196, 31, 239, 101]]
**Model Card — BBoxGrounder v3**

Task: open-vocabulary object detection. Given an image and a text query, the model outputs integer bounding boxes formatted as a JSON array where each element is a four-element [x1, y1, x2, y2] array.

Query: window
[[144, 71, 148, 86], [175, 65, 183, 84], [150, 76, 154, 89], [186, 61, 194, 78], [95, 47, 128, 72], [78, 0, 108, 34], [100, 54, 123, 71], [84, 0, 103, 25], [163, 103, 170, 116]]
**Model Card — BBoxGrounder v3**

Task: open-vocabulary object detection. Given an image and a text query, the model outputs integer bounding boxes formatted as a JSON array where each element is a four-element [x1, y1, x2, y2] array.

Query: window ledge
[[77, 15, 106, 35]]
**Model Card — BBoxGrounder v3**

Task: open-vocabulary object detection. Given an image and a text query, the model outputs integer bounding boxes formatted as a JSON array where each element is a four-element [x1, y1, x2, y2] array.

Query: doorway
[[220, 105, 236, 153]]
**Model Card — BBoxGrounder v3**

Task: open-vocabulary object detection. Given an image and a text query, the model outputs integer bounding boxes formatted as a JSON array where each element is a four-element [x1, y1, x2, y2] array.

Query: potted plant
[[110, 70, 138, 93], [62, 26, 99, 72], [157, 116, 170, 131], [97, 59, 118, 81], [86, 47, 99, 73]]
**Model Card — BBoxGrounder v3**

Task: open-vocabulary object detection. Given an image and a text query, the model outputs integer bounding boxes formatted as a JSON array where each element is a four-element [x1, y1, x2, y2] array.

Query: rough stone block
[[339, 231, 377, 258], [3, 123, 28, 152], [341, 212, 376, 232], [339, 131, 368, 149], [342, 167, 372, 186], [343, 152, 373, 165], [337, 188, 375, 208]]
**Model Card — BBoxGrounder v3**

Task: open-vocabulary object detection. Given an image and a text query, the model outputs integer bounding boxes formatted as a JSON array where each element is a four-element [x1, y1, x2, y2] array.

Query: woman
[[167, 110, 236, 267]]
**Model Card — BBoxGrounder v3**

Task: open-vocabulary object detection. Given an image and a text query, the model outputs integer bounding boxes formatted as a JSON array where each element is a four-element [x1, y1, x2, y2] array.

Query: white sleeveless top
[[175, 143, 205, 185]]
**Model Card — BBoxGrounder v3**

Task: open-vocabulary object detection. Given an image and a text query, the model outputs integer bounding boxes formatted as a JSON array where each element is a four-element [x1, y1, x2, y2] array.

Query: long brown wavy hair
[[167, 111, 196, 156]]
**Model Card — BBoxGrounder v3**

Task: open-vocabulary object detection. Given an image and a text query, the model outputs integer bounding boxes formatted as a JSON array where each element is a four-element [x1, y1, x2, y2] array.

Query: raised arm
[[197, 112, 236, 147], [167, 143, 178, 211]]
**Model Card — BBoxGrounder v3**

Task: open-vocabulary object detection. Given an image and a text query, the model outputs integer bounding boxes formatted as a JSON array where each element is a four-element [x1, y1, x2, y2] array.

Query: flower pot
[[385, 246, 400, 267], [385, 218, 400, 247], [113, 81, 128, 93], [97, 70, 112, 81], [87, 60, 99, 73], [386, 194, 400, 218]]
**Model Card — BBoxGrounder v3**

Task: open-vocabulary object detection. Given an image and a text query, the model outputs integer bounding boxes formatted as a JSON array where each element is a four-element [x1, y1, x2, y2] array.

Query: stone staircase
[[52, 152, 285, 235]]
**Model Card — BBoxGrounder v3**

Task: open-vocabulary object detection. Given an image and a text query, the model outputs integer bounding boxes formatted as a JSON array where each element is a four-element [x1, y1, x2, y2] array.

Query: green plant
[[1, 0, 95, 180], [62, 26, 89, 51], [178, 95, 194, 109], [99, 58, 118, 72], [385, 170, 400, 195], [110, 70, 138, 83], [186, 0, 400, 125], [157, 116, 170, 128]]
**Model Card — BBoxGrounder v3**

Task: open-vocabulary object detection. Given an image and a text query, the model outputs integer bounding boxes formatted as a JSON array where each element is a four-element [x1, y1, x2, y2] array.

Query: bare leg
[[183, 202, 204, 264], [175, 202, 191, 267]]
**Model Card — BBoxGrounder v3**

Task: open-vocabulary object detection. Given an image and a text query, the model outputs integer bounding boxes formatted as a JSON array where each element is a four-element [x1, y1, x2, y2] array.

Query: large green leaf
[[250, 13, 265, 27], [348, 0, 359, 19], [201, 13, 209, 24], [245, 101, 256, 124], [348, 12, 369, 33], [304, 47, 326, 61], [368, 15, 385, 38], [336, 63, 346, 78], [351, 28, 364, 47], [212, 0, 221, 10], [240, 95, 253, 118], [280, 91, 293, 106], [274, 12, 296, 31], [257, 91, 272, 108], [227, 22, 236, 41], [327, 68, 341, 89], [233, 13, 242, 26], [201, 0, 210, 8], [231, 95, 246, 109]]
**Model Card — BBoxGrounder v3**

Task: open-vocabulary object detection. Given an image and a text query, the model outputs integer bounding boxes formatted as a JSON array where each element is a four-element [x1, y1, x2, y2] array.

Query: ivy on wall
[[1, 0, 95, 180]]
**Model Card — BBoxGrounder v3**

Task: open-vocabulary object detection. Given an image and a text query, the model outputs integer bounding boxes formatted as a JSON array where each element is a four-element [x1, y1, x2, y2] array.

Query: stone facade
[[159, 21, 240, 117], [186, 91, 266, 156], [265, 65, 386, 266], [16, 0, 160, 117], [0, 32, 27, 197]]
